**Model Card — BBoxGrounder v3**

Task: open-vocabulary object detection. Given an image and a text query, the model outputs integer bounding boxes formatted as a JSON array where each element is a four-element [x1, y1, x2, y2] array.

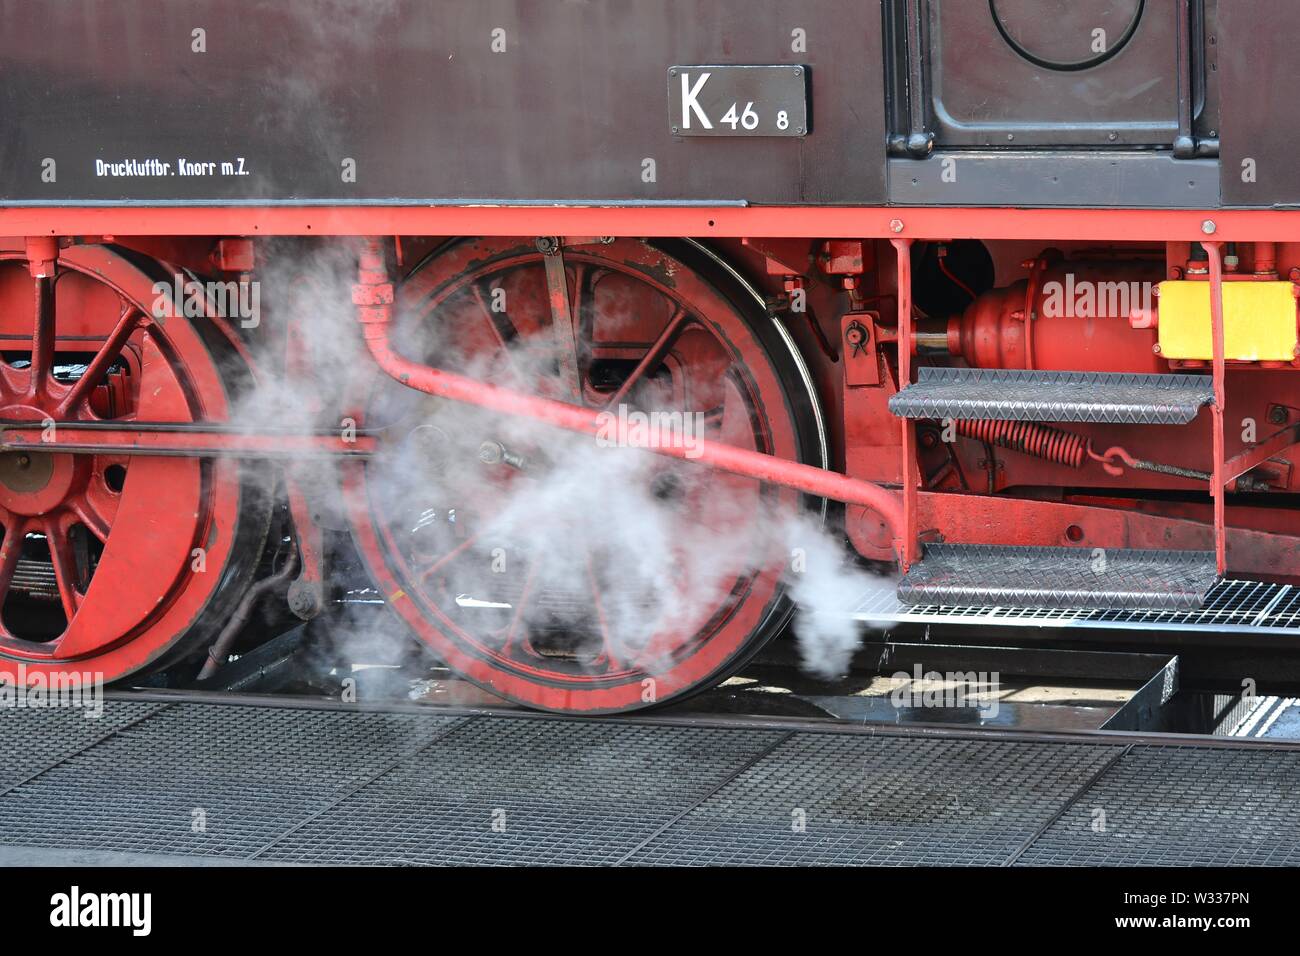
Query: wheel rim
[[0, 243, 248, 681], [348, 238, 823, 713]]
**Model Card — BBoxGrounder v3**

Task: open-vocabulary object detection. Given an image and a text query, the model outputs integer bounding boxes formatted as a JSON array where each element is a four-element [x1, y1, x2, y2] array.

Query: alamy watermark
[[889, 664, 1000, 719], [595, 404, 706, 459], [152, 273, 260, 328], [0, 665, 103, 718], [1041, 273, 1156, 320], [50, 886, 150, 936]]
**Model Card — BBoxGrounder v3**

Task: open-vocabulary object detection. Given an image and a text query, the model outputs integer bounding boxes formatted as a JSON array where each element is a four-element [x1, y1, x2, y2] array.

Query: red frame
[[5, 201, 1295, 579], [0, 205, 1292, 242]]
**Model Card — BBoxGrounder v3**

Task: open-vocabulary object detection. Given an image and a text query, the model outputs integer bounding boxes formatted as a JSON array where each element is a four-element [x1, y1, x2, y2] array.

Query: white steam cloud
[[227, 239, 889, 689]]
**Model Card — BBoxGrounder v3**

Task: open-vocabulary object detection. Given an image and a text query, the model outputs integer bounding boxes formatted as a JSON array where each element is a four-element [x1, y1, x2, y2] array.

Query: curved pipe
[[353, 239, 904, 556], [198, 547, 300, 680]]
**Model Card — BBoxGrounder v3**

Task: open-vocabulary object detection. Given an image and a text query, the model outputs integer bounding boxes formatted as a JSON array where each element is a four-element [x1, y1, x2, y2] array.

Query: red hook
[[1089, 444, 1139, 478]]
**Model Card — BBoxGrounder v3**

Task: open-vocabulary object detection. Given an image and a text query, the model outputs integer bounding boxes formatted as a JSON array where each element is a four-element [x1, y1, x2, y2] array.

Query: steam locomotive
[[1, 0, 1295, 713]]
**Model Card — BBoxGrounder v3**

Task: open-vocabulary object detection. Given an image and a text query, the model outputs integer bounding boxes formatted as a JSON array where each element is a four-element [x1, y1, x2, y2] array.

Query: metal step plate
[[854, 578, 1300, 635], [888, 367, 1215, 424], [897, 544, 1220, 611]]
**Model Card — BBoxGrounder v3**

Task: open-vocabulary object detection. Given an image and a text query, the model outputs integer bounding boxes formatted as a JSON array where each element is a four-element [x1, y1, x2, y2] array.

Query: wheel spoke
[[468, 281, 526, 389], [568, 261, 589, 361], [416, 530, 482, 582], [43, 516, 81, 622], [500, 556, 537, 657], [55, 300, 141, 417], [541, 250, 583, 402], [0, 517, 29, 603], [71, 496, 112, 544], [633, 543, 710, 668], [469, 281, 510, 351], [28, 275, 56, 398], [585, 550, 622, 671], [0, 359, 27, 400], [604, 306, 691, 409]]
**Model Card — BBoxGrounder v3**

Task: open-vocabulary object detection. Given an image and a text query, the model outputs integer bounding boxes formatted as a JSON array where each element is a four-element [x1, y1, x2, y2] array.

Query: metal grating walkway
[[1, 697, 1298, 866]]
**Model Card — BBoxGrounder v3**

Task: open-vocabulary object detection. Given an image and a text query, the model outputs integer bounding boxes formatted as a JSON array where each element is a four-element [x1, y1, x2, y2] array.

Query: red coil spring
[[955, 419, 1091, 469]]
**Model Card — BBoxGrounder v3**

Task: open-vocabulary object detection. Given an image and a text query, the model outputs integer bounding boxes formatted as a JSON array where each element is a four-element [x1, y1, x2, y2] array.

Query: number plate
[[668, 65, 808, 137]]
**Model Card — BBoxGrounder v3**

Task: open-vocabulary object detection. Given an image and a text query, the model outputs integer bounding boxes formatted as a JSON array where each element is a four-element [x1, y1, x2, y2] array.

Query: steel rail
[[101, 686, 1300, 752]]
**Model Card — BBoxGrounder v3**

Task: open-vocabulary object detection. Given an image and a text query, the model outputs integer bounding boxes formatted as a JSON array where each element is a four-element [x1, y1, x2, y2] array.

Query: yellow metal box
[[1157, 280, 1298, 362]]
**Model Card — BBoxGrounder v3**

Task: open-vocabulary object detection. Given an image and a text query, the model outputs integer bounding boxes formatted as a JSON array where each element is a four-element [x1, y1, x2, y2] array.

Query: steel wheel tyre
[[0, 242, 269, 684], [347, 238, 826, 713]]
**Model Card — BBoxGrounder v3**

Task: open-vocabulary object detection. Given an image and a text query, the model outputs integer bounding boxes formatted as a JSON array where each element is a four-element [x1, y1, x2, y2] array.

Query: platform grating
[[0, 703, 462, 858], [259, 717, 787, 866], [1018, 746, 1300, 866], [0, 701, 168, 794], [888, 367, 1215, 424], [629, 734, 1118, 866], [898, 544, 1219, 611], [1, 698, 1298, 866]]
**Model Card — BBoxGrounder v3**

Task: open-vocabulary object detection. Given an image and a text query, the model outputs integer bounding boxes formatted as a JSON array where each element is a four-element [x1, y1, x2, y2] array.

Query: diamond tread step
[[888, 367, 1215, 424], [897, 544, 1220, 611]]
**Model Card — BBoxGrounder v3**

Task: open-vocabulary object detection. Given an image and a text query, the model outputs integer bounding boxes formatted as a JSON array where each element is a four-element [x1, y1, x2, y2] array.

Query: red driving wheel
[[0, 242, 268, 683], [347, 238, 826, 713]]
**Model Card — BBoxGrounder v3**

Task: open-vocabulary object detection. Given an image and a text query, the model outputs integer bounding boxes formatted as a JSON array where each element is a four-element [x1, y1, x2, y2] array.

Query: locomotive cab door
[[885, 0, 1220, 158]]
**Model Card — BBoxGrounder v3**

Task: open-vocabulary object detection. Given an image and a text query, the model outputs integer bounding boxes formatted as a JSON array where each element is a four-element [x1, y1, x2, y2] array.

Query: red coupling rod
[[352, 238, 906, 557]]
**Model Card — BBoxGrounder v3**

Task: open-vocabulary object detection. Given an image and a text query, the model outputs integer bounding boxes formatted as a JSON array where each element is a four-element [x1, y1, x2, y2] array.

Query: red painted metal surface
[[891, 238, 918, 570], [1224, 422, 1300, 488], [1205, 241, 1229, 574], [0, 205, 1298, 243], [908, 493, 1300, 579], [352, 238, 905, 544], [955, 420, 1091, 469], [945, 259, 1165, 373], [1, 196, 1298, 708], [344, 235, 838, 712], [0, 242, 254, 683], [0, 424, 375, 458]]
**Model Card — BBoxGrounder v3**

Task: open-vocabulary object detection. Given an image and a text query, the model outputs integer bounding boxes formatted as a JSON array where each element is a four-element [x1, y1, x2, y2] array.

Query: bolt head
[[889, 219, 905, 234], [286, 580, 322, 621], [1201, 219, 1217, 235]]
